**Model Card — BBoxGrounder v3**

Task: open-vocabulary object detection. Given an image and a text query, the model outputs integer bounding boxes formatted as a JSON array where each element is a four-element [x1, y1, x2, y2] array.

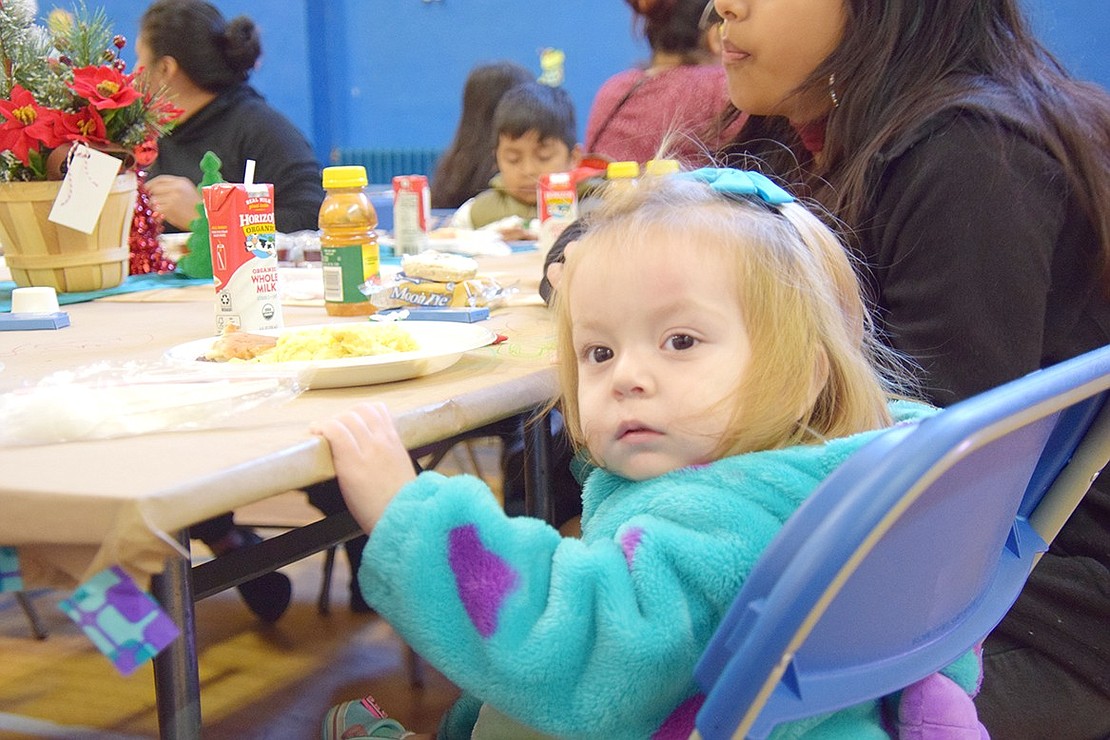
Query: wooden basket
[[0, 172, 136, 292]]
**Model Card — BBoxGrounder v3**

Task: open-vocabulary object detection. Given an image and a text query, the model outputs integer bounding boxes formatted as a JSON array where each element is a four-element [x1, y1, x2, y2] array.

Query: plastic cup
[[11, 286, 61, 314]]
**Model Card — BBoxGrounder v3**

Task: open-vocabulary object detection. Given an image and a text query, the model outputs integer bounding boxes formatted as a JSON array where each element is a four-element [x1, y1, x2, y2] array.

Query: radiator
[[329, 147, 442, 185]]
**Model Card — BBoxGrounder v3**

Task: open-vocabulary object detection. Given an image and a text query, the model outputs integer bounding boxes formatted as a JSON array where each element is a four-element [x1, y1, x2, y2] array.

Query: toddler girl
[[313, 169, 971, 738]]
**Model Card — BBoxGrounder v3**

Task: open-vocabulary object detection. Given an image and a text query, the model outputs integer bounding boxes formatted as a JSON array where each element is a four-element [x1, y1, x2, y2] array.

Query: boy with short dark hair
[[451, 82, 582, 233]]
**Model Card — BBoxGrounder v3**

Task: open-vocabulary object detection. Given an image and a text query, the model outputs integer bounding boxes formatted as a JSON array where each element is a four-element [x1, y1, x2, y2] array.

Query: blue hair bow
[[677, 167, 794, 205]]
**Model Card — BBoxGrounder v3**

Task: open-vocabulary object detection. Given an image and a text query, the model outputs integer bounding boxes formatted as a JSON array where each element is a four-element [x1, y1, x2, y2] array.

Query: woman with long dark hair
[[430, 61, 533, 209], [710, 0, 1110, 735]]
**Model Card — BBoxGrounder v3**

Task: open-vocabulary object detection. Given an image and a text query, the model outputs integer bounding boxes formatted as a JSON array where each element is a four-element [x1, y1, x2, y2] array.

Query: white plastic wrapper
[[362, 273, 515, 311], [0, 360, 304, 447]]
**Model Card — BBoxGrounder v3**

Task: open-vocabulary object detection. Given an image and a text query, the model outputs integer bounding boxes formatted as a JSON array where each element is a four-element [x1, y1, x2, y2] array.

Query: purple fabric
[[448, 524, 520, 638], [109, 579, 155, 621], [652, 693, 704, 739], [896, 673, 989, 739], [58, 565, 180, 676], [620, 527, 644, 569]]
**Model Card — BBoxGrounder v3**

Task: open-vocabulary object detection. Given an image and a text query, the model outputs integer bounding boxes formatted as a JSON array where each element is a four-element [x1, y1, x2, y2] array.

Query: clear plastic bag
[[0, 360, 304, 447], [275, 229, 322, 265]]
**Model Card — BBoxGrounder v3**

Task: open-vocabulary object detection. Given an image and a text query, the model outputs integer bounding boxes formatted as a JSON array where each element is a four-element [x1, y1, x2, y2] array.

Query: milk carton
[[201, 182, 283, 334], [537, 172, 577, 253]]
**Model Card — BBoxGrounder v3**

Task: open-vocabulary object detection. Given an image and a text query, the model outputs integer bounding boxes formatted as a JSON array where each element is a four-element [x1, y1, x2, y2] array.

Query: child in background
[[313, 169, 980, 738], [450, 81, 582, 238], [430, 61, 535, 210], [441, 81, 584, 528]]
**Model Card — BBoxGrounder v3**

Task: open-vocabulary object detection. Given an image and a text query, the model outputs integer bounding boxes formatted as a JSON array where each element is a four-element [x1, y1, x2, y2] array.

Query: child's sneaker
[[322, 695, 409, 739]]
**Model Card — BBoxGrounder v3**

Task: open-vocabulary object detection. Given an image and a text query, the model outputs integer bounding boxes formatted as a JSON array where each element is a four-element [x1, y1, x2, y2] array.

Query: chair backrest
[[692, 344, 1110, 740]]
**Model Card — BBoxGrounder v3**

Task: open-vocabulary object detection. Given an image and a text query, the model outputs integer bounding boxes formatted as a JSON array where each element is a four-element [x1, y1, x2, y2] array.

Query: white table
[[0, 251, 559, 738]]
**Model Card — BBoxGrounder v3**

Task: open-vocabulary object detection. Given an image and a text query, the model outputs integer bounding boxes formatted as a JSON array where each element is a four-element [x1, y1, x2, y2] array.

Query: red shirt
[[585, 64, 742, 165]]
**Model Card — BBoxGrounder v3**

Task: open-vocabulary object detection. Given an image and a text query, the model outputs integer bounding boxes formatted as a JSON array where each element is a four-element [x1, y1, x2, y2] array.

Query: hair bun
[[626, 0, 677, 21], [222, 16, 261, 76]]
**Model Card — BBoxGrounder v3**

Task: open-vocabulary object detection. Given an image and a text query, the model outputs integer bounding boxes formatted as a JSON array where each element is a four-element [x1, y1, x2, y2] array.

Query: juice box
[[201, 182, 283, 334], [392, 175, 430, 256], [537, 172, 577, 253]]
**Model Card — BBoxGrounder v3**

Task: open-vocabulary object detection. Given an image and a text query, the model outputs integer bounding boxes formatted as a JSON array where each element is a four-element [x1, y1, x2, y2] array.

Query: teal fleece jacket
[[359, 401, 963, 738]]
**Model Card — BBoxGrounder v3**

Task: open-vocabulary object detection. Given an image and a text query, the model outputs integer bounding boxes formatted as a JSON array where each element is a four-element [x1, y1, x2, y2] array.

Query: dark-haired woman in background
[[430, 60, 534, 209], [138, 0, 324, 233], [709, 0, 1110, 735], [584, 0, 741, 165]]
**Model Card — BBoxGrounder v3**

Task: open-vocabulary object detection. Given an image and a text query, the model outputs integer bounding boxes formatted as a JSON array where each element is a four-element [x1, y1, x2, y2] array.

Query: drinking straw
[[244, 159, 256, 186]]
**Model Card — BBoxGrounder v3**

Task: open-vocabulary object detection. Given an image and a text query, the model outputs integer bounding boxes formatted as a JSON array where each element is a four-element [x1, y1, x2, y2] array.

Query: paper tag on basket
[[0, 547, 22, 592], [48, 143, 123, 234], [58, 565, 180, 675]]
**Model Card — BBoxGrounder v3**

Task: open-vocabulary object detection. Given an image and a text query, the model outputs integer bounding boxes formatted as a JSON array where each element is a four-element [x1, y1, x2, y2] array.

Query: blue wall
[[74, 1, 1108, 165], [307, 0, 644, 156], [90, 0, 644, 164], [86, 1, 317, 151], [1023, 0, 1110, 92]]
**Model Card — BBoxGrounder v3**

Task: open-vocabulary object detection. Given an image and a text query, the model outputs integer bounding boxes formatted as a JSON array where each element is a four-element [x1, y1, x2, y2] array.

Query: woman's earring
[[828, 73, 840, 109]]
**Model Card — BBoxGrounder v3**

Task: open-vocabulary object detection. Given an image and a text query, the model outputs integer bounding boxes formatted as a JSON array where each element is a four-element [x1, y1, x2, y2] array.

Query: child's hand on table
[[311, 402, 416, 534], [497, 224, 538, 242]]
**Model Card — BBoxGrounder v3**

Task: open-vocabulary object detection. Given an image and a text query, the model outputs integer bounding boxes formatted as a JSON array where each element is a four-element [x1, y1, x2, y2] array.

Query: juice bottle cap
[[323, 165, 369, 189], [645, 159, 680, 176], [606, 161, 641, 180]]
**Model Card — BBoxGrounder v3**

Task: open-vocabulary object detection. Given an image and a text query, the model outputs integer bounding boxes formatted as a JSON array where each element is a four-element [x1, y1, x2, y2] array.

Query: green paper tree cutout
[[175, 151, 224, 279]]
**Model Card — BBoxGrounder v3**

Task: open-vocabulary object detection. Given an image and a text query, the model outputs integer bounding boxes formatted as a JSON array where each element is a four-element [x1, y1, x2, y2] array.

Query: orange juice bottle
[[319, 165, 379, 316]]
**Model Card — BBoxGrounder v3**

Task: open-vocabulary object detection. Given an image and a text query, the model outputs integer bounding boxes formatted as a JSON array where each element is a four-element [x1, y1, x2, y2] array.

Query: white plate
[[164, 321, 498, 389]]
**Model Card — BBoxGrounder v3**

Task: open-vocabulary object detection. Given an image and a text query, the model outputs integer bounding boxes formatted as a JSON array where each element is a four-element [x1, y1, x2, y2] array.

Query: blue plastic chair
[[692, 344, 1110, 739]]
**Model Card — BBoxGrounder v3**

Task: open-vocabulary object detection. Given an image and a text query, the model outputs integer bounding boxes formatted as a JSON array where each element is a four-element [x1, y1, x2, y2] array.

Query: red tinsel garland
[[128, 170, 174, 274]]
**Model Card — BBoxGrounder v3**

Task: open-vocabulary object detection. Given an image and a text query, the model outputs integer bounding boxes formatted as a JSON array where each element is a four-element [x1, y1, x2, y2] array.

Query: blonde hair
[[552, 175, 913, 460]]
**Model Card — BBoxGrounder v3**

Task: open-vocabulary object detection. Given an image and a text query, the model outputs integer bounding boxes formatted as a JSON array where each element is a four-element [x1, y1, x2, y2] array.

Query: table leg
[[523, 408, 555, 523], [14, 591, 48, 640], [151, 530, 201, 739]]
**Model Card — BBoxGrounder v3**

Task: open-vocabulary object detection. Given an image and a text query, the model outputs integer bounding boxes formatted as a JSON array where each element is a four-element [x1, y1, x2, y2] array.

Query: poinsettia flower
[[0, 85, 64, 164], [0, 8, 179, 181], [54, 106, 109, 146], [69, 65, 142, 110]]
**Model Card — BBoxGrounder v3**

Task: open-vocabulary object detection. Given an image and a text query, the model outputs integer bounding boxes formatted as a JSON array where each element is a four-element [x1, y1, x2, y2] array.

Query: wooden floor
[[0, 441, 504, 739]]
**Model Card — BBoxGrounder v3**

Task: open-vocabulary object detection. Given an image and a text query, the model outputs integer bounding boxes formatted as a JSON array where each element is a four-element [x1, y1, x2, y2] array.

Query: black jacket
[[149, 83, 325, 233], [858, 98, 1109, 702]]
